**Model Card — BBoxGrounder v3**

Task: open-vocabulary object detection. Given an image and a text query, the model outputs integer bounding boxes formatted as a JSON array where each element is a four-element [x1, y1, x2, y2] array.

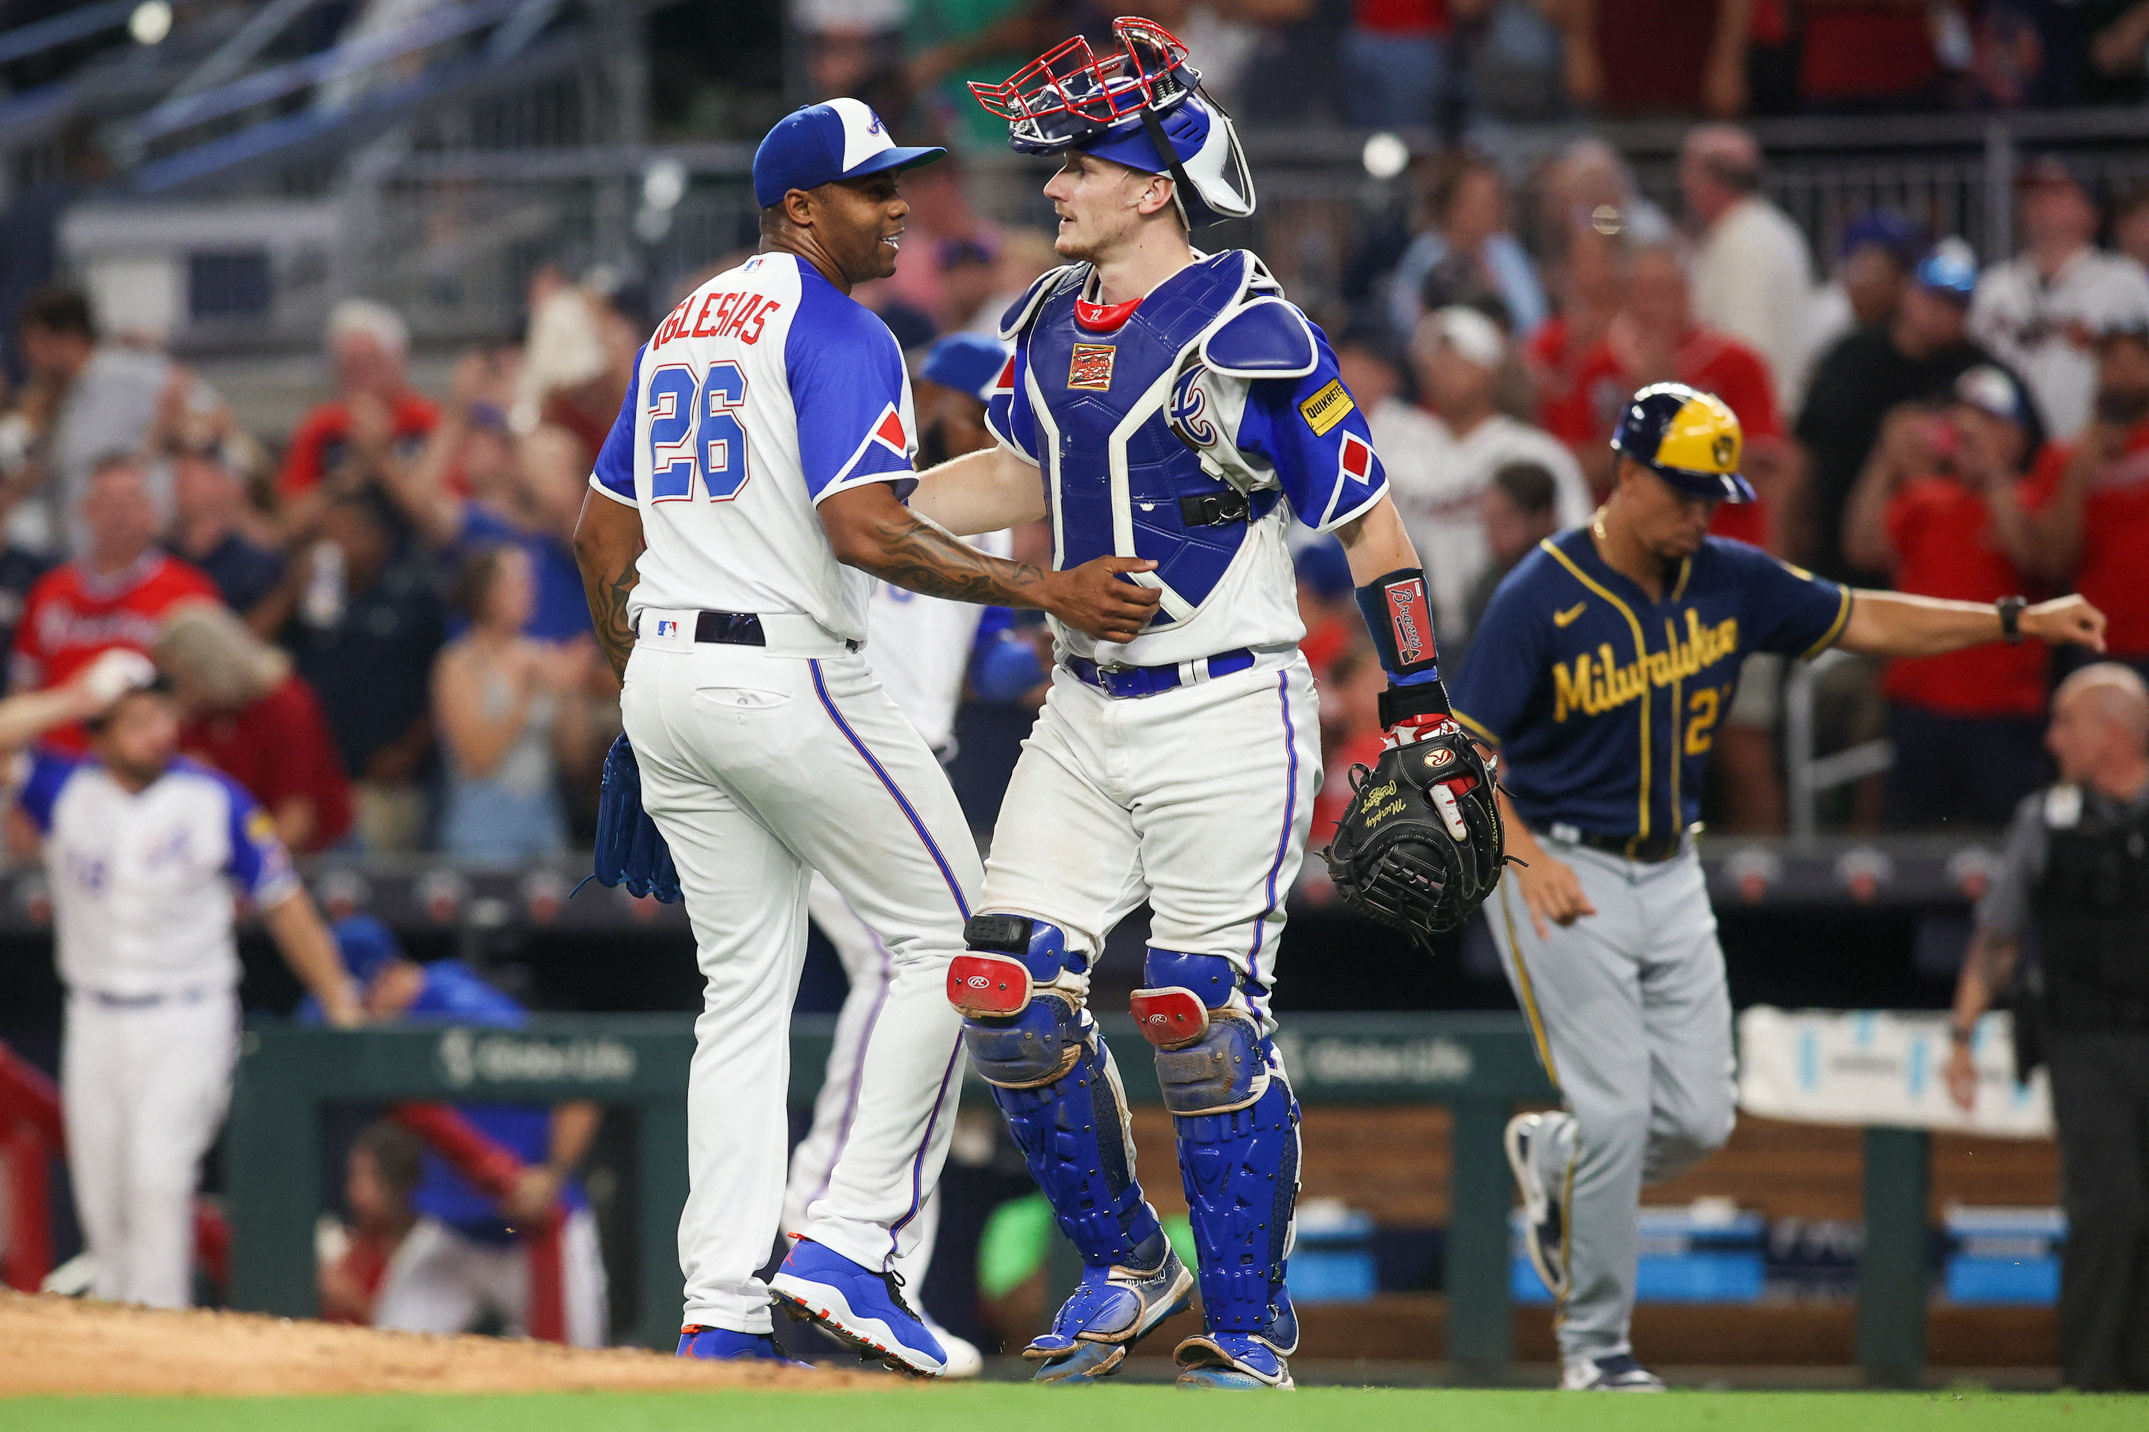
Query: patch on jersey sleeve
[[1067, 344, 1115, 392], [1339, 430, 1375, 485], [1299, 379, 1355, 436], [872, 406, 908, 454]]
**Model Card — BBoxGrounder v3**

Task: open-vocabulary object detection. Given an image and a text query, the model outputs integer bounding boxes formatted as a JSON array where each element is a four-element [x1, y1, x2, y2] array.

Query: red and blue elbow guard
[[1354, 567, 1453, 728]]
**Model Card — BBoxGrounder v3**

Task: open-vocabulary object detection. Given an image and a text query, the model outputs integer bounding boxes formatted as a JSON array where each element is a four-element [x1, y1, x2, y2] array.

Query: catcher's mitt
[[1323, 722, 1504, 946]]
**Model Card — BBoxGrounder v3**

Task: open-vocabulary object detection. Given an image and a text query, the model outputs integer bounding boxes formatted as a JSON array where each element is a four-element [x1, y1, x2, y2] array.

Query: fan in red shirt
[[2024, 324, 2149, 674], [319, 1121, 422, 1326], [10, 456, 220, 750], [1841, 365, 2055, 825], [157, 603, 353, 854], [1543, 243, 1787, 550], [276, 300, 439, 501]]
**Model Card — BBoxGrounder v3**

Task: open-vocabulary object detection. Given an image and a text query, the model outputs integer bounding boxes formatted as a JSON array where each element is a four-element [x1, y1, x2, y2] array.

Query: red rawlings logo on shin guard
[[947, 952, 1032, 1018], [1129, 986, 1210, 1049]]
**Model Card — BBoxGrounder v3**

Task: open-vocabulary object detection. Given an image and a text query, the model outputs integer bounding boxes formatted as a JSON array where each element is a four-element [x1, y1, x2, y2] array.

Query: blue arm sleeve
[[590, 345, 645, 504], [1234, 325, 1386, 532], [787, 291, 915, 501], [1447, 569, 1552, 745], [14, 750, 75, 833], [1729, 544, 1853, 659], [983, 343, 1039, 464]]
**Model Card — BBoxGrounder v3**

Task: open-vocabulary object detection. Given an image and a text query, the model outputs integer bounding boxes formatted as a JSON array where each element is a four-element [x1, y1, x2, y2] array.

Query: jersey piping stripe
[[1498, 881, 1560, 1088], [1245, 670, 1302, 1008], [1451, 708, 1499, 746], [807, 660, 971, 921], [1664, 615, 1683, 829], [1800, 586, 1853, 661], [889, 1039, 964, 1248], [1540, 538, 1653, 841]]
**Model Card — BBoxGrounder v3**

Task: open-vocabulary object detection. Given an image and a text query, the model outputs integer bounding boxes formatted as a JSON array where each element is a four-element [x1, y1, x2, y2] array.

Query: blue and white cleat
[[1173, 1330, 1296, 1389], [677, 1325, 813, 1367], [769, 1238, 946, 1377], [1026, 1232, 1194, 1382], [1562, 1353, 1666, 1391]]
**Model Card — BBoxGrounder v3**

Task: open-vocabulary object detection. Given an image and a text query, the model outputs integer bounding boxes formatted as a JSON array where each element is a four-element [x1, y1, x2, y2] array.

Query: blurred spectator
[[1797, 1, 1946, 111], [1454, 459, 1564, 667], [1840, 365, 2055, 826], [1543, 243, 1786, 547], [1340, 0, 1457, 130], [159, 604, 353, 855], [1532, 137, 1674, 256], [1972, 155, 2149, 442], [169, 437, 284, 633], [319, 1120, 424, 1326], [1144, 0, 1315, 113], [2022, 321, 2149, 684], [1385, 307, 1590, 643], [433, 547, 591, 863], [0, 122, 105, 385], [1682, 125, 1814, 413], [8, 286, 222, 557], [1307, 639, 1389, 896], [796, 0, 910, 111], [2084, 0, 2149, 104], [277, 300, 439, 507], [513, 279, 637, 468], [1389, 152, 1547, 343], [1794, 208, 1926, 401], [1294, 539, 1359, 681], [284, 492, 444, 853], [2112, 184, 2149, 272], [1468, 0, 1571, 121], [1796, 246, 1998, 584], [905, 3, 1114, 150], [1553, 0, 1751, 116], [964, 229, 1063, 335], [1528, 222, 1630, 437], [916, 331, 1013, 467], [9, 455, 218, 750]]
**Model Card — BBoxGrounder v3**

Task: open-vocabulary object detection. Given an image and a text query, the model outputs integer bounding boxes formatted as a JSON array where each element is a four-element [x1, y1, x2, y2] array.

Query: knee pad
[[952, 914, 1085, 1087], [1132, 949, 1268, 1115], [1173, 1073, 1301, 1334]]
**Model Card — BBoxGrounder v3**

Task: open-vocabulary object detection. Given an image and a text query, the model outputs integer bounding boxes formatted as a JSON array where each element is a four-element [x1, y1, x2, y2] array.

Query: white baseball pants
[[61, 987, 237, 1308], [371, 1209, 608, 1346], [621, 634, 973, 1334]]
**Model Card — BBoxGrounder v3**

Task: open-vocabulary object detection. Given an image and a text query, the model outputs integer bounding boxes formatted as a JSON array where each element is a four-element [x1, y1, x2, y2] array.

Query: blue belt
[[82, 986, 216, 1010], [1065, 648, 1255, 699]]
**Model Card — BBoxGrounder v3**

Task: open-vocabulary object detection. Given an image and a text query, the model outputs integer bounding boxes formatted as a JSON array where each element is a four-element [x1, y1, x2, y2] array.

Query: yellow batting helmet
[[1610, 382, 1754, 502]]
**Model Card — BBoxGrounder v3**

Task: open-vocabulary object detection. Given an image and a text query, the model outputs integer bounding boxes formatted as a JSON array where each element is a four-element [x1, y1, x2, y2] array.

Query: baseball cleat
[[1173, 1331, 1295, 1389], [676, 1325, 814, 1367], [1562, 1353, 1666, 1391], [769, 1238, 946, 1377], [1025, 1231, 1193, 1382], [1506, 1111, 1571, 1301]]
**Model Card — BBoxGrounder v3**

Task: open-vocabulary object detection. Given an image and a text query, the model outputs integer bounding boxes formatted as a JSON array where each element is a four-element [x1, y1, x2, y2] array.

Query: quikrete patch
[[1298, 379, 1355, 436]]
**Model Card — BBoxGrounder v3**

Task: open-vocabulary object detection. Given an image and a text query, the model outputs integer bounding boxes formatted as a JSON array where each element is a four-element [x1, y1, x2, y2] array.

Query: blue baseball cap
[[332, 914, 403, 986], [921, 332, 1010, 402], [752, 99, 945, 210], [1916, 245, 1979, 301]]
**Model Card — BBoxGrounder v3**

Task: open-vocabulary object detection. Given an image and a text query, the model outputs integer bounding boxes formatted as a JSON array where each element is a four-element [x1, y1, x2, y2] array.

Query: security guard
[[1454, 382, 2107, 1389], [1947, 662, 2149, 1391]]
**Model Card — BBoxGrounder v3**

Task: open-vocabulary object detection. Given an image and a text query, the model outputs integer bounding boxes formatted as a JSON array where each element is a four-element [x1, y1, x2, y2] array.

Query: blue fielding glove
[[590, 734, 682, 904]]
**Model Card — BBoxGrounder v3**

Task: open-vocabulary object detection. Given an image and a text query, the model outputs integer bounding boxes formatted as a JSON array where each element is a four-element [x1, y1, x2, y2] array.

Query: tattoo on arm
[[589, 556, 640, 679], [854, 509, 1048, 607]]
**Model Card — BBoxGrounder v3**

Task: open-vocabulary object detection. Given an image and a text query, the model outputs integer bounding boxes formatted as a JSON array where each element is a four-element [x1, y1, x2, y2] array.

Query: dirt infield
[[0, 1292, 878, 1396]]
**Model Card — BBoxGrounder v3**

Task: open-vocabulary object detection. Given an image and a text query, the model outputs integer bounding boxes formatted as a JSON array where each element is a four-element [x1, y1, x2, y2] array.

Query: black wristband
[[1379, 678, 1452, 728], [1997, 595, 2025, 644]]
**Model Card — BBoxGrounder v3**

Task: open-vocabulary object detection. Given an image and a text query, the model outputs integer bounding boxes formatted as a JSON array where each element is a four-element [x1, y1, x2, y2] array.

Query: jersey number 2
[[648, 361, 750, 502]]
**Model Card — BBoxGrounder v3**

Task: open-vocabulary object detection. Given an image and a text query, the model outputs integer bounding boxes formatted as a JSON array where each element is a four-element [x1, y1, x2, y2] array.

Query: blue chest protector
[[1003, 250, 1315, 624]]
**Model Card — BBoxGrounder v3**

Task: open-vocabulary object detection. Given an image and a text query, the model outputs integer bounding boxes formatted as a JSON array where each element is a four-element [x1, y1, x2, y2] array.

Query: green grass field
[[8, 1387, 2148, 1432]]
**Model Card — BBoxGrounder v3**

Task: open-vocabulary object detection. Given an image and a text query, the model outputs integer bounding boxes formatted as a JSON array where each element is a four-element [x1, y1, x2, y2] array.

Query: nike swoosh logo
[[1554, 602, 1588, 628]]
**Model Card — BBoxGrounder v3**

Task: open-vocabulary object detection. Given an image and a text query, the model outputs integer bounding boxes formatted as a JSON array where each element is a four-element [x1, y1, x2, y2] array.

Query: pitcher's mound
[[0, 1291, 876, 1396]]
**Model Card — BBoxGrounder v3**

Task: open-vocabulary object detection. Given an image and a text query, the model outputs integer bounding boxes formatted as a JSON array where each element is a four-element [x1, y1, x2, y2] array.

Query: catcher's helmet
[[1610, 382, 1754, 502], [969, 18, 1254, 229]]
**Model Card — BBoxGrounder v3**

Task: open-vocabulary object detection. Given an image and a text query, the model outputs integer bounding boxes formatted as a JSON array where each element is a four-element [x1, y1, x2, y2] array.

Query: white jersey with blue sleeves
[[589, 252, 919, 645], [16, 753, 298, 997]]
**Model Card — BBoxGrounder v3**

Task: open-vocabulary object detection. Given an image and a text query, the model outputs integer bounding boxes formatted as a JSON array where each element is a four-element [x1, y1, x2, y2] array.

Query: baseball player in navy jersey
[[1451, 381, 2106, 1390], [902, 20, 1495, 1389], [0, 651, 361, 1309], [571, 98, 1153, 1374]]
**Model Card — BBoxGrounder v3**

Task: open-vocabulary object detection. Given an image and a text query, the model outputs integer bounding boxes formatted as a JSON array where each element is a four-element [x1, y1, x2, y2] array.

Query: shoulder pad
[[998, 264, 1086, 341], [1199, 297, 1318, 379]]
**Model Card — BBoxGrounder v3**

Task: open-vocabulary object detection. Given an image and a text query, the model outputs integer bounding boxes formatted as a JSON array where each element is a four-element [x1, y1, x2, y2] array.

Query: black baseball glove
[[1323, 697, 1504, 947], [590, 734, 683, 904]]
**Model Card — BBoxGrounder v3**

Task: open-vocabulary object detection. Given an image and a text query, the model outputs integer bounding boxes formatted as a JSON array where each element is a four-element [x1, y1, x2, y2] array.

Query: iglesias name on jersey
[[1450, 530, 1851, 841], [589, 252, 919, 645], [987, 249, 1388, 668], [16, 753, 297, 997]]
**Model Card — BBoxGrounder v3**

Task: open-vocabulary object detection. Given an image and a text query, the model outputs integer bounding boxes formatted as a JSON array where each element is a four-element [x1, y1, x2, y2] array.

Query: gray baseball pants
[[1484, 835, 1737, 1360]]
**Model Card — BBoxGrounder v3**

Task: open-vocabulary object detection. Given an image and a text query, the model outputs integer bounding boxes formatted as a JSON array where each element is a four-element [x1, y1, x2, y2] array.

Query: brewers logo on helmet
[[1610, 382, 1755, 503]]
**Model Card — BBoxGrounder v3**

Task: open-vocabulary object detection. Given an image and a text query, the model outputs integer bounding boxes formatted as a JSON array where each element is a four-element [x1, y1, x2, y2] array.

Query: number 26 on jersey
[[648, 360, 750, 502]]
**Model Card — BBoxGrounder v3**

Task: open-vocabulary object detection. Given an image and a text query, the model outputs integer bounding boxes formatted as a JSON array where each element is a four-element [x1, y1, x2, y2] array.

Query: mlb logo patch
[[1067, 344, 1116, 392], [656, 620, 678, 638]]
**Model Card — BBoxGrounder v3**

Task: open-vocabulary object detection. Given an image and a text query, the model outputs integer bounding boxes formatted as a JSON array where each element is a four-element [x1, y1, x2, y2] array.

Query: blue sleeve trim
[[14, 750, 76, 834], [590, 344, 645, 502], [202, 764, 298, 904], [1201, 298, 1319, 378]]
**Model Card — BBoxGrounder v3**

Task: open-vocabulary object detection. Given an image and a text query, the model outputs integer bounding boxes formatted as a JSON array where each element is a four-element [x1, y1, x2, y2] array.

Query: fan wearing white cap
[[1376, 305, 1593, 646], [573, 95, 1155, 1376], [902, 18, 1498, 1390]]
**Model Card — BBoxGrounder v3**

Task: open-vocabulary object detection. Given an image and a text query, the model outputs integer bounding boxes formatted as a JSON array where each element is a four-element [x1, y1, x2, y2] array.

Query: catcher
[[902, 19, 1499, 1388]]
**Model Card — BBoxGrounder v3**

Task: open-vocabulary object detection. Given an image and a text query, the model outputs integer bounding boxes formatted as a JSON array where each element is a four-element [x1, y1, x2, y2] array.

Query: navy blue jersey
[[1451, 529, 1850, 840]]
